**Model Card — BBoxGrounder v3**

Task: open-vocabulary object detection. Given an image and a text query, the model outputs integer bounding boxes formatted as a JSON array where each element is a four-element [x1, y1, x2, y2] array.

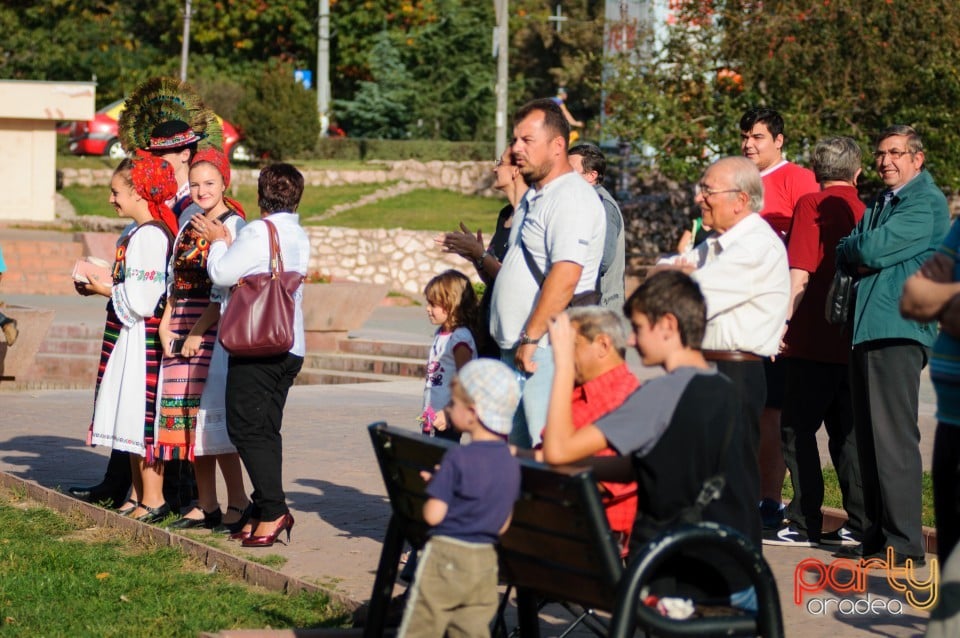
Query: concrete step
[[295, 367, 412, 386], [337, 338, 430, 361], [30, 352, 98, 389], [304, 352, 425, 378], [38, 336, 102, 356]]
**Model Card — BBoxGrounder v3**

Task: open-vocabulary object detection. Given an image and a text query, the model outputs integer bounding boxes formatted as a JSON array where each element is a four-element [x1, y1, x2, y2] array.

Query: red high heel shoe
[[241, 513, 294, 548]]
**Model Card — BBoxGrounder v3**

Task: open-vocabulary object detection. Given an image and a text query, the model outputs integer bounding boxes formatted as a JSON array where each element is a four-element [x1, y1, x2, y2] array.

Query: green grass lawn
[[60, 182, 503, 236], [0, 494, 347, 637], [311, 188, 502, 234], [782, 467, 935, 528], [61, 182, 394, 220], [57, 155, 120, 171]]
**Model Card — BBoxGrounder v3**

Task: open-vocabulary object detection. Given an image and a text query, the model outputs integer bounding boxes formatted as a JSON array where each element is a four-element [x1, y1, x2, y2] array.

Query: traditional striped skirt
[[87, 303, 163, 461], [156, 297, 218, 461]]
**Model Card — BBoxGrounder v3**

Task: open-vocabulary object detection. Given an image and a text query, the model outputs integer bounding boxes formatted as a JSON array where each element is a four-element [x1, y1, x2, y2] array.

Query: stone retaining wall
[[308, 226, 478, 295], [60, 159, 497, 196]]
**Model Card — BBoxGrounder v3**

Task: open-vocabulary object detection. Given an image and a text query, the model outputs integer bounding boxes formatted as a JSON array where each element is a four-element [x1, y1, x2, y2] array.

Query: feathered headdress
[[131, 150, 179, 235], [191, 148, 247, 219], [118, 77, 222, 153]]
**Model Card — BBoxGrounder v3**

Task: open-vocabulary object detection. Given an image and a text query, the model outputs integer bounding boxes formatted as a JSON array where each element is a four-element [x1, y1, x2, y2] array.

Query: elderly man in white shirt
[[661, 156, 789, 503]]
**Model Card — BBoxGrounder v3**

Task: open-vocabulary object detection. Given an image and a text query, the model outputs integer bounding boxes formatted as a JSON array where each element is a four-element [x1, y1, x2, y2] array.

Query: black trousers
[[933, 423, 960, 564], [850, 339, 926, 556], [714, 359, 765, 504], [225, 352, 303, 522], [781, 358, 865, 541]]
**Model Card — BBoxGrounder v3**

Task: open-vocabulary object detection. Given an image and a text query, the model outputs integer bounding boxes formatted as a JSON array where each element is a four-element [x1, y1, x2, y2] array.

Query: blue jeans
[[730, 586, 758, 613], [500, 344, 554, 448]]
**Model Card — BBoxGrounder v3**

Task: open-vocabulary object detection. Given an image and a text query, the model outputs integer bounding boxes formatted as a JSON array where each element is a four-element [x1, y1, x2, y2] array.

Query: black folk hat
[[145, 120, 206, 152]]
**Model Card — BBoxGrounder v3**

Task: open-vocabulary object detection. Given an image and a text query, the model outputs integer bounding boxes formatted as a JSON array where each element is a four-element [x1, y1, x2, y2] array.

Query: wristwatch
[[518, 329, 542, 346], [474, 250, 494, 268]]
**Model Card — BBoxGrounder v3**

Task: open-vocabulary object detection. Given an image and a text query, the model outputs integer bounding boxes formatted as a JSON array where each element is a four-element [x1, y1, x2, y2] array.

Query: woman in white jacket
[[198, 163, 311, 548]]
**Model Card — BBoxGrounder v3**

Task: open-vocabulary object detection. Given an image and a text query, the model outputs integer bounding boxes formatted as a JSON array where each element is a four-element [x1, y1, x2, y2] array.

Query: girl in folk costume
[[84, 152, 178, 524], [157, 148, 252, 532]]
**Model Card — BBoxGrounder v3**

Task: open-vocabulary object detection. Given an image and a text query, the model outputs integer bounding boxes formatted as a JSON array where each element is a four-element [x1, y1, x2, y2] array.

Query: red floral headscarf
[[190, 148, 246, 219], [131, 150, 179, 235]]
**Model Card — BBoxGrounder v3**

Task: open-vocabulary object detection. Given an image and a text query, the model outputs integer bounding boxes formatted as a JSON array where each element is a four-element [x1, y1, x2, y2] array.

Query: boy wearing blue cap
[[398, 358, 522, 638]]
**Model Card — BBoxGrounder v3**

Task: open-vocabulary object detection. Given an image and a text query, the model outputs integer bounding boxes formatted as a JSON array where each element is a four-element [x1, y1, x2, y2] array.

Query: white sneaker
[[820, 526, 860, 547], [762, 524, 815, 547]]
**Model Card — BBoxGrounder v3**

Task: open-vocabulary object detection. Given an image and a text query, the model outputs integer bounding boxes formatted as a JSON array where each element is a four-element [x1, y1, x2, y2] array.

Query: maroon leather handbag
[[218, 219, 304, 357]]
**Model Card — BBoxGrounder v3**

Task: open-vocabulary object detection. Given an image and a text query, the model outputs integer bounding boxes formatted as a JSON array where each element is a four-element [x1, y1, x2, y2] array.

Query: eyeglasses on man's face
[[873, 149, 914, 161], [695, 183, 741, 198]]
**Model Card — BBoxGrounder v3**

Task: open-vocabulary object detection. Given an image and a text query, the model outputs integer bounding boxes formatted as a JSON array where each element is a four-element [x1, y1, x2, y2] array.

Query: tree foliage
[[600, 2, 745, 182], [720, 0, 960, 190], [603, 0, 960, 190], [337, 32, 417, 139], [234, 62, 320, 161]]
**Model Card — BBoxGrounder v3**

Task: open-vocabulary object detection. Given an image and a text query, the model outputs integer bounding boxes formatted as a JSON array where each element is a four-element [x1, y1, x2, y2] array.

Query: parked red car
[[68, 99, 252, 163]]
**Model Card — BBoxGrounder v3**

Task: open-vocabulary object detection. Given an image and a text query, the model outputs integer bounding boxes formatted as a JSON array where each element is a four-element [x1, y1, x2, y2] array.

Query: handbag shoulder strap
[[520, 238, 545, 288], [263, 218, 284, 274]]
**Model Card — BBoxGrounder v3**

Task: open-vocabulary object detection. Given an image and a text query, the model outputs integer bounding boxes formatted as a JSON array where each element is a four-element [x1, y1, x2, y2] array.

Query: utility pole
[[317, 0, 331, 132], [494, 0, 509, 156], [179, 0, 192, 82]]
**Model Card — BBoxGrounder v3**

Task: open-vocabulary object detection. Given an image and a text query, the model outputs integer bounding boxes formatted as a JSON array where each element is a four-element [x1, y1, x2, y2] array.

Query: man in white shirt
[[489, 99, 605, 447], [665, 156, 790, 495]]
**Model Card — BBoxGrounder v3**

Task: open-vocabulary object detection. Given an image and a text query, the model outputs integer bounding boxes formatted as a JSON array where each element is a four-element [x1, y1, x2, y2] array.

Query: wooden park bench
[[364, 422, 784, 637]]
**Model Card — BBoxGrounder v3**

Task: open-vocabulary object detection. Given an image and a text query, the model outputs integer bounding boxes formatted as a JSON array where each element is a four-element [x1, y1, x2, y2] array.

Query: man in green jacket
[[836, 124, 949, 566]]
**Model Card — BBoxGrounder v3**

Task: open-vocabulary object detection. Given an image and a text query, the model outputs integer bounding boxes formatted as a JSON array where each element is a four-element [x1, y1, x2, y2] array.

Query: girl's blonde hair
[[424, 270, 479, 332]]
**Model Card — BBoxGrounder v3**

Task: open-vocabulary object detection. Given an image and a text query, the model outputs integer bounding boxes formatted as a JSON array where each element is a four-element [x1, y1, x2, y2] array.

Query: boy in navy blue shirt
[[398, 358, 522, 637]]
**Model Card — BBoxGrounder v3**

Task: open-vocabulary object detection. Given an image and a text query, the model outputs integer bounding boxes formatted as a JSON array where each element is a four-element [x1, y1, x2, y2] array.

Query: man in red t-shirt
[[538, 306, 639, 553], [763, 136, 867, 547], [739, 107, 819, 528]]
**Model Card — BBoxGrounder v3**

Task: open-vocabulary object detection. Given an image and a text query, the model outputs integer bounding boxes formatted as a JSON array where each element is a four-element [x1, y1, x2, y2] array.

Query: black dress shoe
[[211, 503, 253, 534], [834, 545, 926, 567], [68, 485, 129, 508], [68, 485, 96, 501], [169, 507, 222, 530], [864, 550, 926, 568], [135, 503, 172, 524]]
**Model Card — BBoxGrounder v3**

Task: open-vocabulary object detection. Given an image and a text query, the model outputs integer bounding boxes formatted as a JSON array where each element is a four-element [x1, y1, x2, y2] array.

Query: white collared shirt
[[683, 213, 790, 356]]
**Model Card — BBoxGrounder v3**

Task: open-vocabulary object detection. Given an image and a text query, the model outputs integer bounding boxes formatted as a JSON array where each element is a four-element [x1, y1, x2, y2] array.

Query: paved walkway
[[0, 299, 940, 636]]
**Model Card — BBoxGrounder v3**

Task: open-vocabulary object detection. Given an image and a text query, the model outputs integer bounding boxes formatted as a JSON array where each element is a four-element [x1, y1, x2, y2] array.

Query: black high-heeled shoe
[[242, 513, 294, 548], [169, 506, 222, 530], [212, 502, 253, 534], [135, 503, 172, 524]]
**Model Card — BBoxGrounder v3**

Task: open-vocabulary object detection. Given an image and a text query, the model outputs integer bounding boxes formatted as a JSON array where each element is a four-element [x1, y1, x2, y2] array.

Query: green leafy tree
[[720, 0, 960, 190], [509, 0, 606, 133], [337, 32, 417, 139], [603, 0, 960, 190], [404, 2, 495, 140], [0, 0, 168, 107], [600, 2, 748, 182], [234, 61, 320, 160]]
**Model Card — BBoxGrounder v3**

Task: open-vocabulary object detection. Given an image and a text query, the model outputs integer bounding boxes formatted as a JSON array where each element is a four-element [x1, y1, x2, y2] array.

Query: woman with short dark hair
[[197, 163, 311, 547]]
